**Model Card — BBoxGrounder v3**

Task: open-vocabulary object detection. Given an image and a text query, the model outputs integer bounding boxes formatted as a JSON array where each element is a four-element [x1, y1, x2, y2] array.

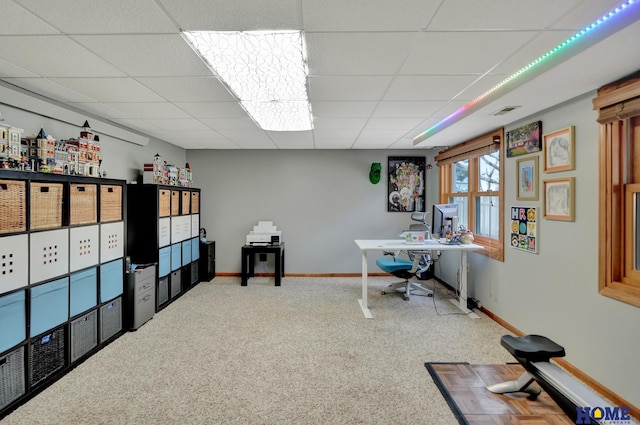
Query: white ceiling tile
[[385, 76, 478, 101], [313, 129, 362, 140], [174, 102, 248, 119], [550, 0, 624, 29], [311, 101, 377, 117], [199, 118, 259, 131], [428, 0, 582, 30], [307, 33, 416, 75], [144, 118, 211, 132], [0, 36, 126, 77], [158, 0, 301, 31], [3, 78, 96, 103], [71, 34, 212, 77], [104, 102, 192, 119], [302, 0, 439, 31], [364, 117, 424, 130], [14, 0, 177, 34], [136, 77, 236, 102], [309, 76, 392, 101], [51, 78, 164, 102], [313, 137, 357, 149], [0, 0, 60, 34], [401, 32, 538, 75], [194, 138, 242, 149], [454, 74, 510, 102], [313, 117, 367, 130], [491, 31, 576, 76], [215, 129, 276, 148], [0, 59, 40, 78], [267, 131, 314, 149], [70, 103, 137, 119], [373, 101, 446, 118]]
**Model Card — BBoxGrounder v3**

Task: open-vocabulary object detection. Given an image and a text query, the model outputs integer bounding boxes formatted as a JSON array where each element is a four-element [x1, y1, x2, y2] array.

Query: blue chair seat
[[376, 257, 413, 274]]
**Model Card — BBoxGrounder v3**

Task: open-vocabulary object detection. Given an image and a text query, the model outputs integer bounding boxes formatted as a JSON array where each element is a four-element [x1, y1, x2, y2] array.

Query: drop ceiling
[[0, 0, 639, 150]]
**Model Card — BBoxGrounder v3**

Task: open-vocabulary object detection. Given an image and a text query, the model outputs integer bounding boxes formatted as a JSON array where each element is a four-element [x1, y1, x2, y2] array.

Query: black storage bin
[[30, 326, 65, 387]]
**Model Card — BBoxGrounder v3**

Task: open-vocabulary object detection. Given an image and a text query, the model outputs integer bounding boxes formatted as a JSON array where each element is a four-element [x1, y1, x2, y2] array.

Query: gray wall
[[0, 103, 187, 183], [5, 88, 639, 408], [187, 149, 437, 274], [188, 93, 640, 408]]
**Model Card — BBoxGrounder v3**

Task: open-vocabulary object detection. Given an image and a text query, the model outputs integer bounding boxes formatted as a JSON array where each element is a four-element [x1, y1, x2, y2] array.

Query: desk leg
[[358, 251, 373, 319], [241, 250, 248, 286], [274, 250, 281, 286], [448, 251, 479, 319]]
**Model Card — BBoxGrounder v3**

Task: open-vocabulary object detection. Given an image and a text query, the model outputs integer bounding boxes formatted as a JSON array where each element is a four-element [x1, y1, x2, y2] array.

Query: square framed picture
[[543, 177, 575, 221], [516, 156, 539, 200], [506, 121, 542, 158], [543, 126, 575, 173]]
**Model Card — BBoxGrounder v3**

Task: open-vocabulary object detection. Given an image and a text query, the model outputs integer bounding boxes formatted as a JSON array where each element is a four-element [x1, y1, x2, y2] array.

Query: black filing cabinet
[[200, 241, 215, 282]]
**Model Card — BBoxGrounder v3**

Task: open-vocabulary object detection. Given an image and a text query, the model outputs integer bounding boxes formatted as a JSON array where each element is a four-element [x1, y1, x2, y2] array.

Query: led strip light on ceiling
[[413, 0, 640, 145]]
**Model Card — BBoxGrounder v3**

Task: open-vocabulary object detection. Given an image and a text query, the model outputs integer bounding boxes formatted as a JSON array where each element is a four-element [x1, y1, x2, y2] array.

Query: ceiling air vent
[[492, 106, 521, 116]]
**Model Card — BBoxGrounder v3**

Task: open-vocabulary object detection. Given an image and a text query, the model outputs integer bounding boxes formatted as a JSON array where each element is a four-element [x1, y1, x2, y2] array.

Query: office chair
[[376, 212, 434, 301]]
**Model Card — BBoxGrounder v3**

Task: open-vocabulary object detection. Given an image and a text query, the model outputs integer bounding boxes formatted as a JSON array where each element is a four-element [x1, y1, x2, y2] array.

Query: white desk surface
[[355, 239, 483, 252], [354, 238, 483, 319]]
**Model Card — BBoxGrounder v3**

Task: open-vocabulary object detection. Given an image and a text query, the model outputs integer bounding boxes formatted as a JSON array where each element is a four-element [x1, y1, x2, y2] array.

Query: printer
[[246, 221, 282, 246]]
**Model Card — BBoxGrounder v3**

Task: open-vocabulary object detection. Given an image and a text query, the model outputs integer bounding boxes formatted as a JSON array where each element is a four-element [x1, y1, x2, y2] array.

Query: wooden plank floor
[[427, 363, 575, 425]]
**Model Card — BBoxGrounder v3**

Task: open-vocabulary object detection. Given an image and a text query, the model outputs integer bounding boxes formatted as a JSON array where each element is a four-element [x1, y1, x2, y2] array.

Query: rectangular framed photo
[[506, 121, 542, 158], [387, 156, 425, 212], [543, 126, 575, 173], [543, 177, 575, 221], [516, 156, 538, 200], [510, 206, 538, 253]]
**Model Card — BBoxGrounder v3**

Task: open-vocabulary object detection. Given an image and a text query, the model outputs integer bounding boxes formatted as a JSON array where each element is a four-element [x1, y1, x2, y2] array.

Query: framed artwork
[[506, 121, 542, 158], [510, 206, 538, 253], [543, 177, 575, 221], [387, 156, 425, 212], [516, 156, 539, 200], [543, 126, 575, 173]]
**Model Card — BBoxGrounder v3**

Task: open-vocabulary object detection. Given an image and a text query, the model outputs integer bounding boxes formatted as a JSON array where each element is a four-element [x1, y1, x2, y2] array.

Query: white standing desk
[[354, 239, 483, 319]]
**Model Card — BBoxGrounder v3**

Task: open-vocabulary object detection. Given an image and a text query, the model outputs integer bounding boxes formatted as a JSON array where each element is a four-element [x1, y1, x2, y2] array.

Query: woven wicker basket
[[191, 191, 199, 214], [181, 191, 190, 215], [159, 189, 170, 217], [171, 190, 180, 216], [30, 182, 63, 230], [100, 185, 122, 222], [70, 184, 97, 225], [0, 179, 27, 234]]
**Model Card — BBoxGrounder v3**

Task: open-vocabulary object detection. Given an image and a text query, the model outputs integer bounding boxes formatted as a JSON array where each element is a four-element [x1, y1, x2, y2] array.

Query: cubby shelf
[[0, 170, 126, 418], [126, 184, 203, 312]]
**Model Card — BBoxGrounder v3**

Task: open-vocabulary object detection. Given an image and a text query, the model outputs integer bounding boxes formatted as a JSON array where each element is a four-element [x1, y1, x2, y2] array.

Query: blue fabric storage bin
[[182, 239, 191, 266], [70, 267, 97, 317], [191, 237, 199, 261], [30, 278, 69, 337], [171, 243, 181, 271], [159, 246, 171, 277], [100, 259, 123, 303], [0, 290, 26, 353]]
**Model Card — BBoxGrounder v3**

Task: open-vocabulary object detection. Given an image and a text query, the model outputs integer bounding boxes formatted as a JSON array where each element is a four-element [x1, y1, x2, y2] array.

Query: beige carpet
[[2, 276, 514, 425]]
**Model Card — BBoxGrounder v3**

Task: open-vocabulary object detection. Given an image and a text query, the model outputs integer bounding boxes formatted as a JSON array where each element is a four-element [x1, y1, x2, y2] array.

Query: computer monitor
[[432, 203, 458, 237]]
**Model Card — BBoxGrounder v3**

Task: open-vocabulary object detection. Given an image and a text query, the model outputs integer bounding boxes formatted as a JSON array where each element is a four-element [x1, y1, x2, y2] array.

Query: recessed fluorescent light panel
[[183, 30, 313, 131]]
